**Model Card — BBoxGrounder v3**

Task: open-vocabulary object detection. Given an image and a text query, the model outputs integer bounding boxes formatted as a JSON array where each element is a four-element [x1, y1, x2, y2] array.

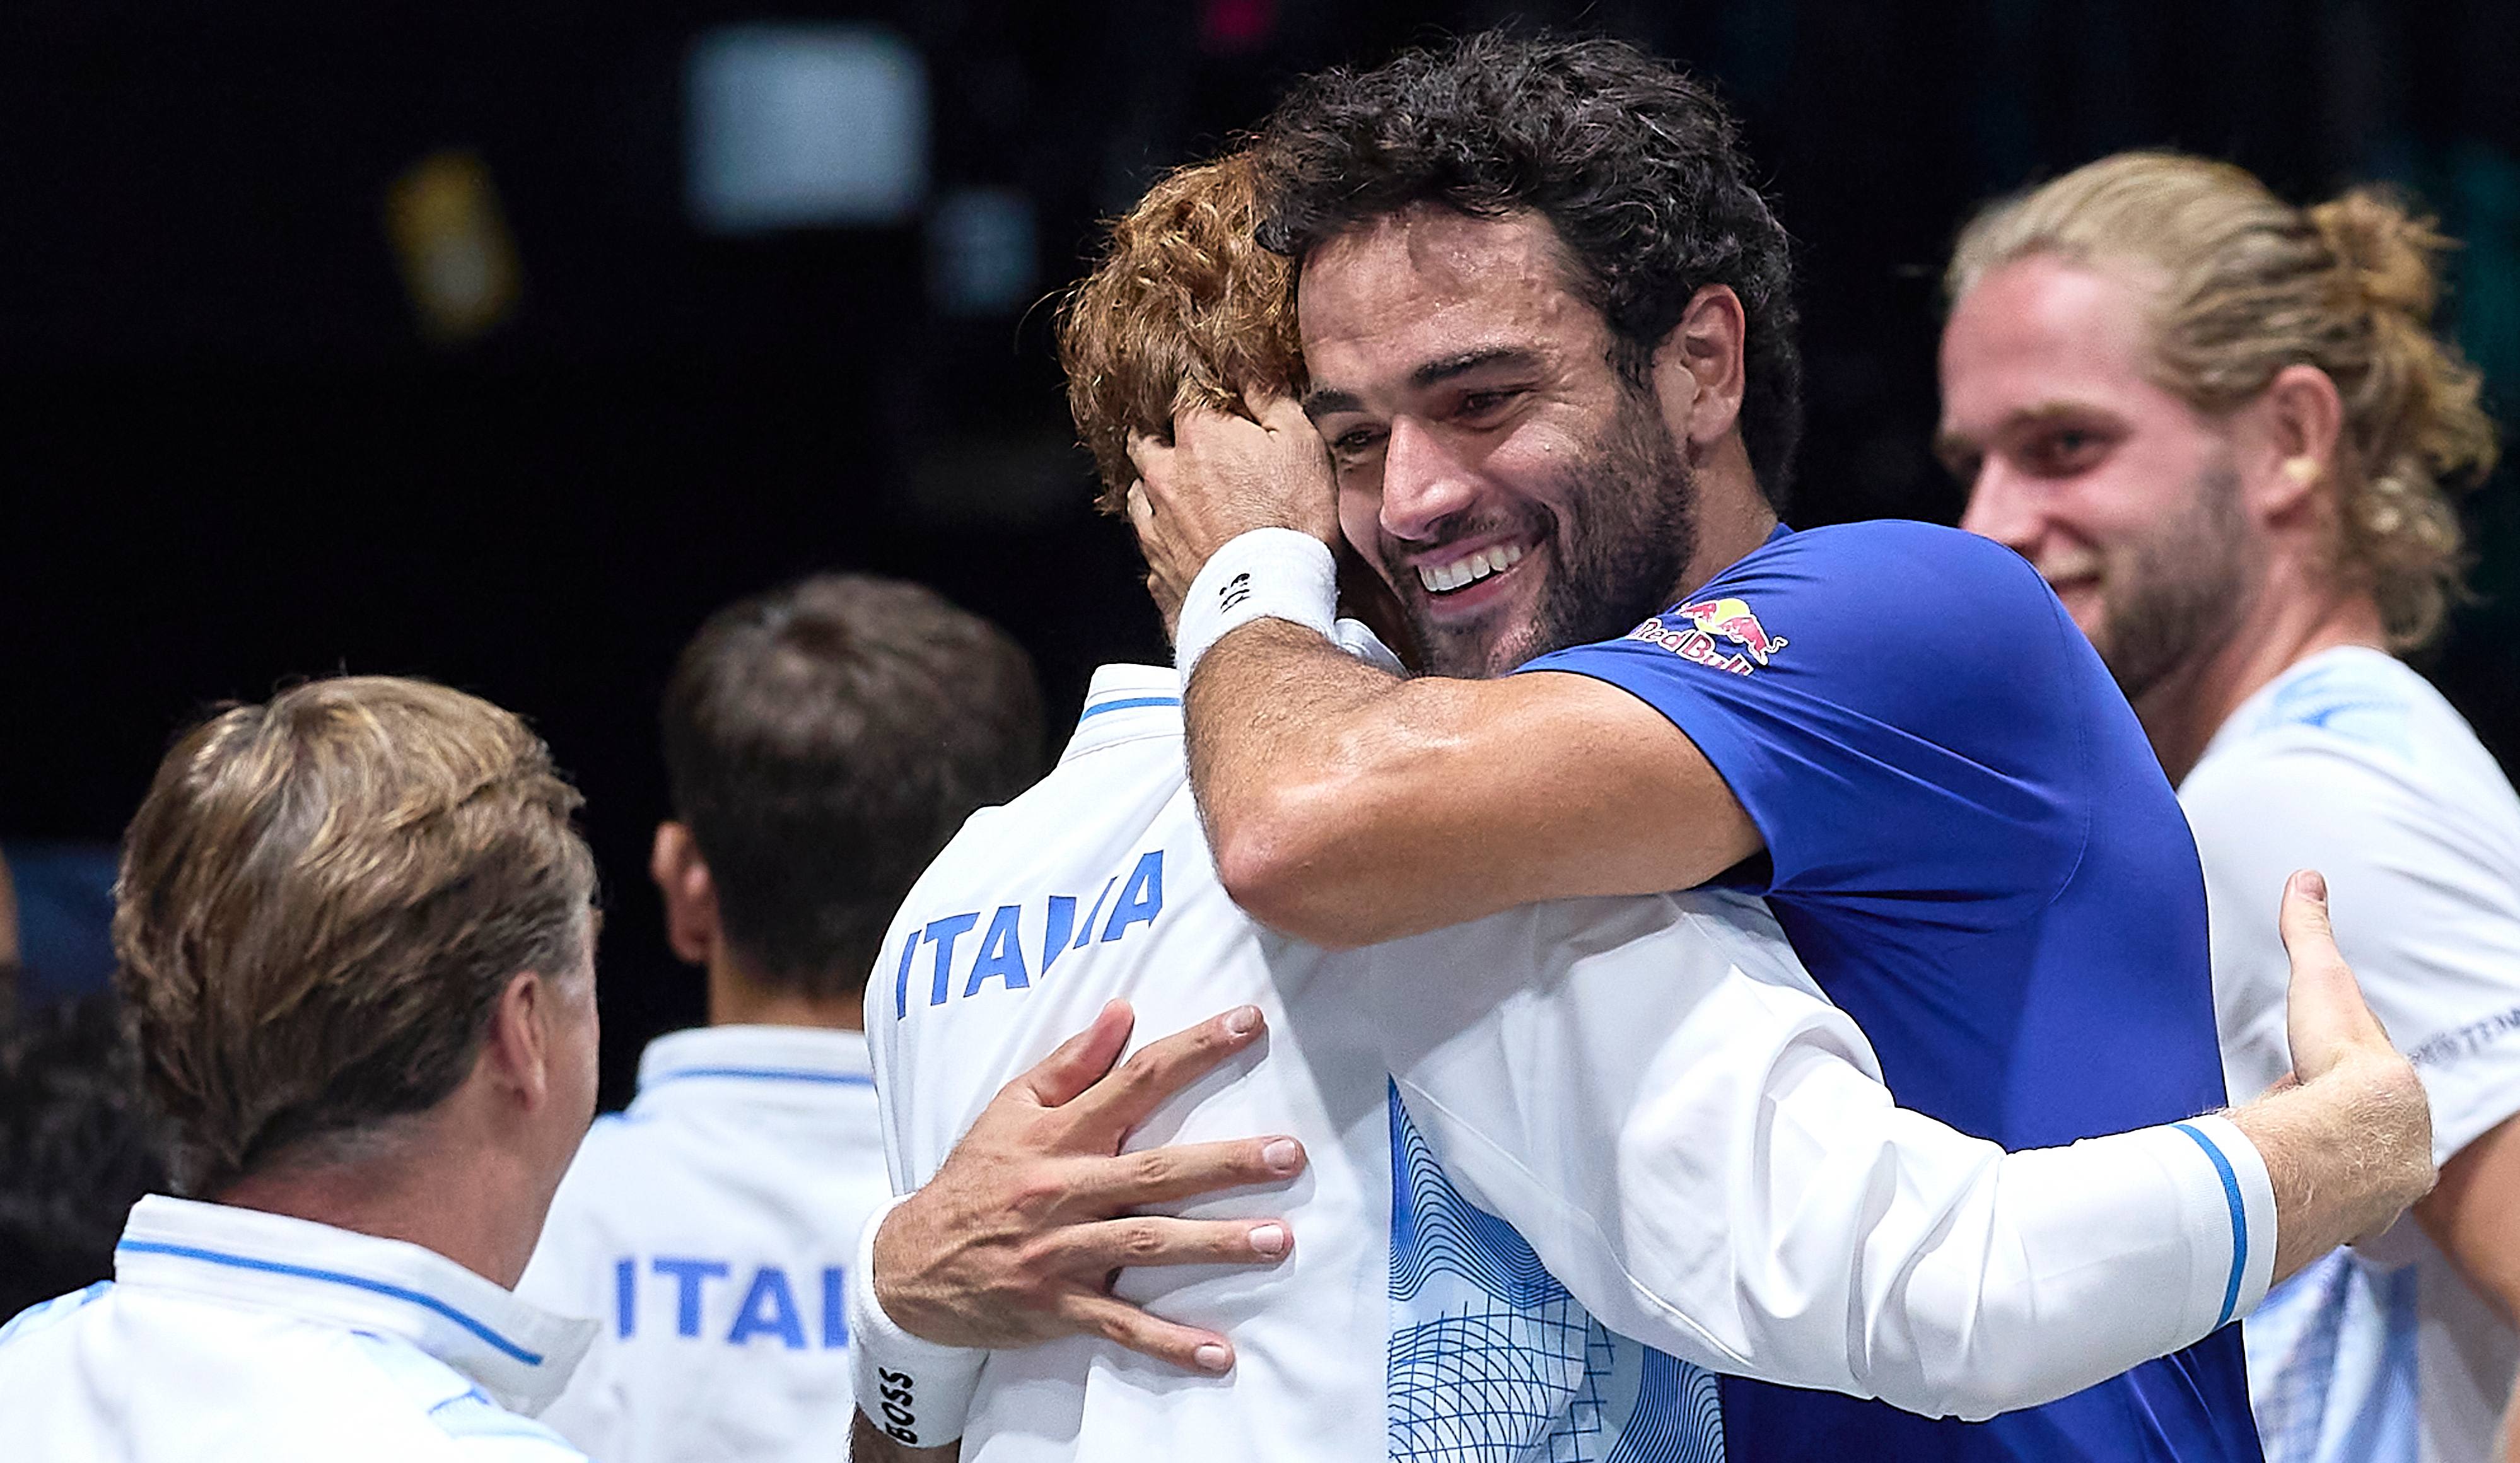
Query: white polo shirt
[[2184, 646, 2520, 1463], [0, 1194, 595, 1460], [870, 662, 2271, 1462], [517, 1024, 890, 1463]]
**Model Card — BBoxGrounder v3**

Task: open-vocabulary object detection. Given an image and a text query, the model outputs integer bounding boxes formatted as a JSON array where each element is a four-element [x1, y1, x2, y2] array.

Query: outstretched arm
[[1131, 399, 1756, 948], [1393, 871, 2430, 1419]]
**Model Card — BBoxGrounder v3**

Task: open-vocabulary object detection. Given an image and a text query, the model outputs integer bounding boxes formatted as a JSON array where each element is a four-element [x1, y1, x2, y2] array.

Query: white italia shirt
[[2183, 646, 2520, 1463], [869, 661, 2272, 1462], [0, 1194, 595, 1460], [517, 1025, 891, 1463]]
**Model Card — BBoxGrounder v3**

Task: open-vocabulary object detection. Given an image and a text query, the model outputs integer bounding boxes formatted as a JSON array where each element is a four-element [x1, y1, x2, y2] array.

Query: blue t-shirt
[[1520, 520, 2256, 1462]]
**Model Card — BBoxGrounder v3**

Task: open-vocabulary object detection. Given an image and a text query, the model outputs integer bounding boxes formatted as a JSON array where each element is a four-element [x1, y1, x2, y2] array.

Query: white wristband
[[848, 1195, 986, 1448], [1174, 528, 1338, 678]]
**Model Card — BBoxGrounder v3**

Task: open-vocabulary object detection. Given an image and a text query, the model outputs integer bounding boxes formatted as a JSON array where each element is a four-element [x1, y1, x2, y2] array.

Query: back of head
[[1254, 30, 1804, 503], [114, 676, 594, 1197], [0, 994, 169, 1315], [662, 574, 1044, 1000], [1059, 152, 1304, 508], [1949, 151, 2501, 650]]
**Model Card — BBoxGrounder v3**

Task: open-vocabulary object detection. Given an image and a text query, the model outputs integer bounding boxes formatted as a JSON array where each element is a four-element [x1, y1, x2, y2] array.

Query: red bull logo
[[1625, 596, 1789, 676]]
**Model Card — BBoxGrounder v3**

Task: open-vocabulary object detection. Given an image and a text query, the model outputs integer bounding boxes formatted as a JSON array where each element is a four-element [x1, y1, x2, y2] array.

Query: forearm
[[850, 1408, 957, 1463], [1188, 622, 1753, 943], [1185, 619, 1472, 945]]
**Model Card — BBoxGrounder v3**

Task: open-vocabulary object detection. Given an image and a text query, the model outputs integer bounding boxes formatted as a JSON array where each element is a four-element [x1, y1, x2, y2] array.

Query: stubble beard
[[2093, 463, 2260, 706], [1398, 383, 1700, 680]]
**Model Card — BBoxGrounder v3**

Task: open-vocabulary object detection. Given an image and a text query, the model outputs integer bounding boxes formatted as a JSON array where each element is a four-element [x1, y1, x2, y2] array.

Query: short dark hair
[[0, 994, 170, 1317], [1256, 30, 1804, 503], [114, 677, 595, 1196], [661, 575, 1044, 998]]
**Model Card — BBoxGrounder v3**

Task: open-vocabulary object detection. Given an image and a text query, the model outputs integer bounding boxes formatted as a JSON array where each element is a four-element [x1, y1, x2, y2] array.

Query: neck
[[2135, 576, 2387, 784], [1672, 441, 1781, 603], [706, 951, 865, 1030], [216, 1112, 549, 1288]]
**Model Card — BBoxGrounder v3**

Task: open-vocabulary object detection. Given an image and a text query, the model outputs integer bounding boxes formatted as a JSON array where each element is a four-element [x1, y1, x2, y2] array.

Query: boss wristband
[[847, 1196, 986, 1448], [1174, 528, 1339, 679]]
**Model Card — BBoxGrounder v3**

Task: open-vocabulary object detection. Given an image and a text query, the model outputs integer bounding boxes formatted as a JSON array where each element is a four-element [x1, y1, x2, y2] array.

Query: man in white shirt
[[518, 574, 1044, 1463], [1941, 151, 2517, 1463], [0, 676, 604, 1460], [842, 149, 2434, 1463]]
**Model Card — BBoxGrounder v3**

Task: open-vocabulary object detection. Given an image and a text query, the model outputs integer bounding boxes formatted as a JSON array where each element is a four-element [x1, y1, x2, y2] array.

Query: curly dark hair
[[1254, 30, 1803, 504]]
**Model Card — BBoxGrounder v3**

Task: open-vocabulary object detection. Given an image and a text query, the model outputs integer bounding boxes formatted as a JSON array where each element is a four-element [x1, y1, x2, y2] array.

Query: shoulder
[[0, 1280, 112, 1351], [335, 1330, 588, 1462], [2186, 653, 2509, 838]]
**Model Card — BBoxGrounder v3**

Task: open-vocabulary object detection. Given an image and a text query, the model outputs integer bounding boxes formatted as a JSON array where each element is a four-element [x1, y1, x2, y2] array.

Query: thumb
[[1251, 387, 1311, 438], [2280, 869, 2389, 1083]]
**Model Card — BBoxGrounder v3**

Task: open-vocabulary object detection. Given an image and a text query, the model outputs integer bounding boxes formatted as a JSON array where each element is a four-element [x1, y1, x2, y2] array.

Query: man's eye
[[1331, 428, 1384, 457], [2027, 428, 2110, 475], [1457, 390, 1520, 419]]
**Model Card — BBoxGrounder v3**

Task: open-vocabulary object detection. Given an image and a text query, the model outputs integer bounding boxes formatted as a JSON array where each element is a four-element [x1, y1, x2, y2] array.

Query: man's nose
[[1958, 463, 2044, 556], [1379, 416, 1479, 543]]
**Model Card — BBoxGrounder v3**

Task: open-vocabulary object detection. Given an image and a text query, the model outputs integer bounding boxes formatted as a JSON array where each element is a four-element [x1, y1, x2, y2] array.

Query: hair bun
[[2307, 188, 2449, 321]]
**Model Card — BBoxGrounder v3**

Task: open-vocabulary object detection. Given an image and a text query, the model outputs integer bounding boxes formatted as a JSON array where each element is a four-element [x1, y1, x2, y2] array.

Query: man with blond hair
[[1939, 151, 2515, 1463], [0, 677, 604, 1460]]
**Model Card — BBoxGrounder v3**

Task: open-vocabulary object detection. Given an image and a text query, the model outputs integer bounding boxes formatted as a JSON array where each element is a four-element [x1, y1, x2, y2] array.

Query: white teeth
[[1415, 541, 1529, 594]]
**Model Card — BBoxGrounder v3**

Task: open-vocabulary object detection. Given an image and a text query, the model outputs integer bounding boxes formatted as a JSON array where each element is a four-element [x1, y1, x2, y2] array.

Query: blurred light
[[1199, 0, 1277, 55], [927, 187, 1037, 317], [686, 25, 928, 233], [384, 150, 522, 344]]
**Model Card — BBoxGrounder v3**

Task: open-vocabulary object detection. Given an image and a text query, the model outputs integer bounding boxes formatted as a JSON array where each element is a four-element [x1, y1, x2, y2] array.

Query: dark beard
[[1401, 383, 1699, 679], [2096, 465, 2258, 703]]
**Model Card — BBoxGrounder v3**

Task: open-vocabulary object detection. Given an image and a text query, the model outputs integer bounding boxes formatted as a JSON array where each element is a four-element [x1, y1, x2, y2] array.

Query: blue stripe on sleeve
[[2172, 1122, 2248, 1327]]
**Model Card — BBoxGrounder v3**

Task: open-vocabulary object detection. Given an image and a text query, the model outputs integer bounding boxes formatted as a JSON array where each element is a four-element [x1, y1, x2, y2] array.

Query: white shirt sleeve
[[1379, 892, 2273, 1421], [2184, 735, 2520, 1163]]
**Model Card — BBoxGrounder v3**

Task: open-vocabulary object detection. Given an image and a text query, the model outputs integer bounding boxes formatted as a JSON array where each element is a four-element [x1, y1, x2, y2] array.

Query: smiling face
[[1297, 204, 1698, 679], [1941, 254, 2262, 701]]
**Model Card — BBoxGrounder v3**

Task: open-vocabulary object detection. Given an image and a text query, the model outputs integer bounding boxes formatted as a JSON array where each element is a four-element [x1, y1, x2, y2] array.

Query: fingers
[[1078, 1135, 1309, 1208], [1125, 429, 1172, 485], [1053, 1212, 1295, 1273], [1058, 1292, 1237, 1375], [2280, 868, 2393, 1083], [1019, 1000, 1138, 1108], [1250, 388, 1312, 438], [1071, 1005, 1267, 1136]]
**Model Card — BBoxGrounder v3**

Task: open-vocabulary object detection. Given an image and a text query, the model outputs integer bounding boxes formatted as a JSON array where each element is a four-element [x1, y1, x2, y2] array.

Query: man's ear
[[650, 822, 719, 967], [483, 970, 554, 1110], [2249, 363, 2347, 523], [1650, 284, 1749, 450]]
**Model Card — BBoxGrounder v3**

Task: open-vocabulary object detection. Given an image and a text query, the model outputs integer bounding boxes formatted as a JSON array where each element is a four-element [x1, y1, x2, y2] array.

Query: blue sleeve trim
[[2172, 1122, 2248, 1327], [1079, 695, 1180, 722], [644, 1066, 874, 1088], [115, 1240, 545, 1365]]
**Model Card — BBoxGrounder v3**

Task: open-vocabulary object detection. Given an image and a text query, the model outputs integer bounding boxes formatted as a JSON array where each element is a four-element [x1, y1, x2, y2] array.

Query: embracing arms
[[1183, 626, 1754, 947]]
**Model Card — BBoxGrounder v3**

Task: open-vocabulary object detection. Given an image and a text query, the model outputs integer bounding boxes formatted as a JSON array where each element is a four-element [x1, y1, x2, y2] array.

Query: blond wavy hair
[[115, 675, 594, 1194], [1949, 151, 2499, 650], [1058, 151, 1303, 511]]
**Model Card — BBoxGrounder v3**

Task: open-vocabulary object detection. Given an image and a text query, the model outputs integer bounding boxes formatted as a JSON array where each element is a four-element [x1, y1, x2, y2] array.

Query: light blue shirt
[[0, 1194, 595, 1460]]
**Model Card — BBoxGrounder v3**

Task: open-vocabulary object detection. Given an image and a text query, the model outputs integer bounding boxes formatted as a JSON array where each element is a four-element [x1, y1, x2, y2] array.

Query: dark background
[[4, 0, 2514, 1108]]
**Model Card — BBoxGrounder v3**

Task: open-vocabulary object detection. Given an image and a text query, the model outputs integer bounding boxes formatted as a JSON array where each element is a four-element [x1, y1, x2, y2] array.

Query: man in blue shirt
[[1119, 31, 2289, 1462]]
